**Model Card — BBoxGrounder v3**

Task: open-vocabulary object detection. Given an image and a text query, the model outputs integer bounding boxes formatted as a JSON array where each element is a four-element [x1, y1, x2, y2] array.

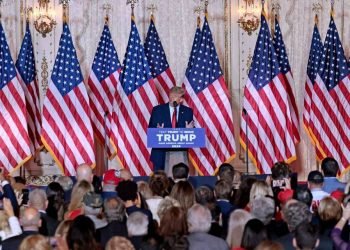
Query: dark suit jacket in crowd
[[39, 211, 59, 236], [187, 232, 229, 250], [99, 220, 128, 248], [149, 103, 193, 171], [2, 230, 37, 250]]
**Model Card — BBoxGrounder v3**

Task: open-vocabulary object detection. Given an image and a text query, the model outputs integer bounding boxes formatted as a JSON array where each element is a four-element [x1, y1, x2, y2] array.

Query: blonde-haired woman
[[226, 209, 254, 249]]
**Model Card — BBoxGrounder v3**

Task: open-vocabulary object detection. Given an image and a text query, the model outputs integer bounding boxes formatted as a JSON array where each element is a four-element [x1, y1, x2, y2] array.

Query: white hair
[[29, 189, 47, 210], [250, 196, 275, 225], [127, 212, 148, 236], [187, 204, 211, 233]]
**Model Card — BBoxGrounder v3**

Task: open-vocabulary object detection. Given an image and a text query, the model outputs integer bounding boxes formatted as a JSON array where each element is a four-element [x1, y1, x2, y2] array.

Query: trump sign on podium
[[147, 128, 206, 148]]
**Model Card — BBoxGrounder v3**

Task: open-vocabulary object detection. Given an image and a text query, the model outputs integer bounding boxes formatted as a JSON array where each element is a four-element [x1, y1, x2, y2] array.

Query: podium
[[147, 128, 206, 176]]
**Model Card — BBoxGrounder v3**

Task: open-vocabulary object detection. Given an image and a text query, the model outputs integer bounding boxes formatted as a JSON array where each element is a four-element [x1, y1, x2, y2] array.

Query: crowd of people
[[0, 158, 349, 250]]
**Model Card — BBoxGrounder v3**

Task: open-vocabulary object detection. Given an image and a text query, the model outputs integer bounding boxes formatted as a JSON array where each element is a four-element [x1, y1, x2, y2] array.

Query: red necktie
[[172, 108, 177, 128]]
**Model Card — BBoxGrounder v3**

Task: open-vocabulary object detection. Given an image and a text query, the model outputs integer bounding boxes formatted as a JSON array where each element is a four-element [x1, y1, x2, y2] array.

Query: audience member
[[65, 180, 93, 220], [2, 207, 41, 250], [277, 200, 312, 250], [19, 234, 51, 250], [249, 180, 273, 207], [307, 171, 329, 212], [137, 181, 153, 200], [76, 164, 93, 183], [46, 182, 65, 222], [234, 177, 257, 209], [170, 181, 195, 212], [172, 162, 190, 183], [293, 222, 319, 250], [250, 196, 275, 225], [293, 187, 313, 208], [54, 220, 72, 250], [157, 196, 181, 221], [100, 197, 128, 248], [29, 188, 58, 236], [0, 171, 19, 216], [255, 240, 284, 250], [147, 171, 169, 223], [187, 204, 229, 250], [82, 191, 107, 230], [127, 212, 154, 250], [106, 236, 135, 250], [226, 209, 253, 249], [240, 219, 268, 250], [66, 215, 98, 250], [214, 180, 236, 235], [0, 198, 22, 241], [331, 202, 350, 250], [217, 163, 235, 184], [158, 206, 188, 250], [321, 157, 346, 193], [102, 169, 122, 193]]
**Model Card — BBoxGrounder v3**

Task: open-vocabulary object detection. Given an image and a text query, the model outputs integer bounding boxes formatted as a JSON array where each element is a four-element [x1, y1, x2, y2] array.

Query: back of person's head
[[214, 180, 232, 200], [235, 177, 257, 208], [170, 181, 195, 212], [321, 157, 339, 177], [106, 236, 135, 250], [137, 181, 153, 200], [19, 234, 50, 250], [159, 206, 188, 237], [249, 180, 273, 203], [55, 220, 72, 238], [271, 162, 291, 180], [293, 222, 319, 250], [187, 204, 211, 233], [20, 207, 41, 230], [255, 240, 284, 250], [82, 192, 103, 216], [195, 185, 215, 205], [149, 171, 169, 197], [282, 200, 312, 232], [116, 180, 138, 202], [76, 164, 93, 183], [104, 197, 125, 223], [241, 219, 268, 250], [226, 209, 253, 248], [250, 196, 275, 225], [127, 211, 148, 237], [46, 182, 65, 221], [29, 188, 47, 211], [67, 215, 97, 250], [293, 187, 313, 207], [157, 196, 181, 221], [307, 170, 324, 186], [172, 162, 189, 180], [55, 176, 74, 191], [318, 196, 342, 222], [68, 180, 93, 212], [217, 163, 235, 184], [92, 175, 102, 194], [14, 176, 26, 185]]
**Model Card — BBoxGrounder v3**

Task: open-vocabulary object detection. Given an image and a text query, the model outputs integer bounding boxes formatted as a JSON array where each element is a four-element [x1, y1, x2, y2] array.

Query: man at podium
[[149, 86, 194, 174]]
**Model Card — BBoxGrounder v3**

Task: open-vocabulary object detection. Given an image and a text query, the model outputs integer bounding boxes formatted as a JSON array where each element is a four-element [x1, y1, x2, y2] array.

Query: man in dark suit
[[149, 86, 194, 171], [2, 207, 41, 250]]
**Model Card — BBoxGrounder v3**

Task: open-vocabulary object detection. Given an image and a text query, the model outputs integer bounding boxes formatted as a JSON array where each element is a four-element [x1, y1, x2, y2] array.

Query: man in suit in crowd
[[2, 207, 41, 249], [149, 86, 194, 172]]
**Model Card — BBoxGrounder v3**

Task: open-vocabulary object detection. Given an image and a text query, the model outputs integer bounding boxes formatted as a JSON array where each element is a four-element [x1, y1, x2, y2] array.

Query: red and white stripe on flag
[[241, 75, 297, 174], [183, 76, 236, 176], [0, 76, 32, 172], [154, 68, 176, 103], [111, 78, 159, 176]]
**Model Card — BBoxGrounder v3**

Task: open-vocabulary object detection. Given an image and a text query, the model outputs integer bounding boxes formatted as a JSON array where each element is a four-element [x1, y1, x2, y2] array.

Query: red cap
[[103, 169, 121, 186], [331, 190, 344, 202], [278, 189, 294, 204]]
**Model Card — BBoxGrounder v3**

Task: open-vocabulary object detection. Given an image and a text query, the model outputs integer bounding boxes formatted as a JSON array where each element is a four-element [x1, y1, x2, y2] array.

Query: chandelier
[[33, 0, 56, 38], [238, 0, 260, 35]]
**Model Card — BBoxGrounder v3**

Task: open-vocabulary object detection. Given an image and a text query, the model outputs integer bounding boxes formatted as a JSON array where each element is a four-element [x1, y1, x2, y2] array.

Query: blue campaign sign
[[147, 128, 206, 148]]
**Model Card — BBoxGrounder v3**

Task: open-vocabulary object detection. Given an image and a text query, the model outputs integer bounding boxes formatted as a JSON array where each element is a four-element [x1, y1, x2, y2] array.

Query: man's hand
[[3, 198, 14, 217], [185, 120, 195, 128], [157, 123, 164, 128]]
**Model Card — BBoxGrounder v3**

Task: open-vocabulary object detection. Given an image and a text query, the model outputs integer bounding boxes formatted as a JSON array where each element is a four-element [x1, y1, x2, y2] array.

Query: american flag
[[144, 16, 175, 103], [16, 22, 42, 155], [303, 20, 324, 161], [240, 14, 296, 174], [309, 16, 350, 172], [183, 17, 236, 175], [41, 23, 95, 176], [111, 17, 159, 176], [0, 23, 31, 172], [88, 24, 121, 158], [272, 19, 300, 143], [185, 18, 201, 75]]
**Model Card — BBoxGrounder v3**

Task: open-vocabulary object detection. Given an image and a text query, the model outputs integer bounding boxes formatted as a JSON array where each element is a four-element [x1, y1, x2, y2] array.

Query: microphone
[[242, 108, 247, 115], [173, 101, 178, 107]]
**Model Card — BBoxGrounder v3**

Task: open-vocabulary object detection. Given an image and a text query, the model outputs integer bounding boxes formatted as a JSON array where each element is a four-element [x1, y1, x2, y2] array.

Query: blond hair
[[19, 234, 50, 250], [318, 196, 342, 221], [106, 236, 135, 250], [249, 180, 273, 203], [226, 209, 254, 248], [67, 180, 93, 212]]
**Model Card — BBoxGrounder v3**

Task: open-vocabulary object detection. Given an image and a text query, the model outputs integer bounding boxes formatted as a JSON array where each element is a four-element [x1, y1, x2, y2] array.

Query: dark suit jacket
[[39, 211, 59, 236], [149, 103, 193, 171], [99, 221, 128, 248], [2, 230, 38, 250], [187, 232, 229, 250]]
